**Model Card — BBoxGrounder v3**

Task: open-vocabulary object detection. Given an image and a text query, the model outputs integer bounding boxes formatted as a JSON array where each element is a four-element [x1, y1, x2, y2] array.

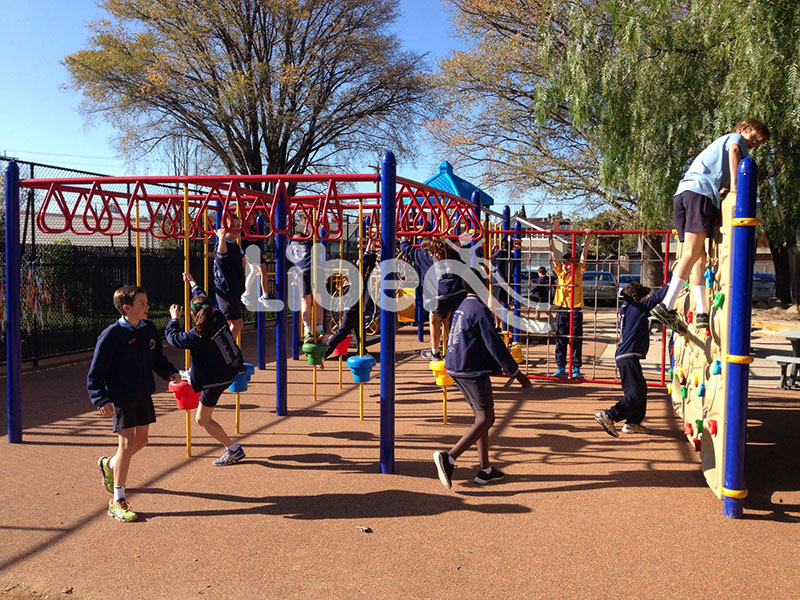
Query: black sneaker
[[695, 312, 710, 328], [420, 348, 443, 361], [650, 303, 688, 335], [433, 451, 454, 489], [473, 466, 505, 485]]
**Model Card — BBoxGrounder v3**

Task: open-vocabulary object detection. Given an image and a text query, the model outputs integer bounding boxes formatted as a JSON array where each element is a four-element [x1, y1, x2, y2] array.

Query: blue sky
[[0, 1, 540, 213]]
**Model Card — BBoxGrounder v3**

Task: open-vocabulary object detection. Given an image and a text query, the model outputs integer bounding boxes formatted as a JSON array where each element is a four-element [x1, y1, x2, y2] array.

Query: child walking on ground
[[595, 281, 668, 437], [88, 285, 181, 522], [400, 235, 466, 360], [165, 273, 246, 465], [651, 118, 770, 334], [549, 234, 591, 379], [433, 269, 531, 489], [324, 238, 378, 359], [214, 217, 246, 339]]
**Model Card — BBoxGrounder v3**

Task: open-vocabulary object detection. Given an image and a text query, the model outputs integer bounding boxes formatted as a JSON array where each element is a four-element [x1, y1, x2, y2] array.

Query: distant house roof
[[422, 161, 495, 207]]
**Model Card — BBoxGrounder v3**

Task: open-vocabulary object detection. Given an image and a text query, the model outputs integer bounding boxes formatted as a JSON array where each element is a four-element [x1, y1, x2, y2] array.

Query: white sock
[[227, 443, 240, 452], [663, 276, 686, 311], [693, 285, 707, 314], [108, 456, 116, 471], [113, 485, 125, 503], [447, 453, 455, 465], [304, 324, 312, 335], [480, 466, 492, 474]]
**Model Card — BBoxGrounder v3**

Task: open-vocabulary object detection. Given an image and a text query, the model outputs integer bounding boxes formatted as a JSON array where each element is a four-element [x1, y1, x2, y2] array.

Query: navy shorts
[[216, 293, 243, 321], [492, 281, 511, 306], [200, 383, 230, 408], [426, 289, 467, 318], [673, 191, 718, 243], [291, 270, 313, 296], [452, 374, 494, 411], [112, 396, 156, 433]]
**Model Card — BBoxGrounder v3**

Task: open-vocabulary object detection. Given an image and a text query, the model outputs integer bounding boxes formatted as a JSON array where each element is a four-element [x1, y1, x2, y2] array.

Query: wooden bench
[[764, 355, 800, 389]]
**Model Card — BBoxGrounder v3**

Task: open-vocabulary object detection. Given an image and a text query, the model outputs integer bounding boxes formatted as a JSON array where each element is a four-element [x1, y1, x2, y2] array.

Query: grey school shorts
[[452, 374, 494, 411]]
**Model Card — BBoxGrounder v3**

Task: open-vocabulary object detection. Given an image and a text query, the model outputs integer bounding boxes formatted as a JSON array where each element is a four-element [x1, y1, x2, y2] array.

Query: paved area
[[1, 320, 799, 599]]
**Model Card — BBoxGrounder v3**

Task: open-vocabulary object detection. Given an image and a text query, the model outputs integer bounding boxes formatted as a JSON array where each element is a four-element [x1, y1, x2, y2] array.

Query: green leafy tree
[[64, 0, 430, 190], [436, 0, 800, 302]]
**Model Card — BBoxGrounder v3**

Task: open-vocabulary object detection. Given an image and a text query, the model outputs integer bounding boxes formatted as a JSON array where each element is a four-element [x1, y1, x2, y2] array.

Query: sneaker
[[571, 368, 582, 379], [473, 466, 505, 485], [650, 303, 688, 335], [97, 456, 114, 493], [622, 422, 651, 434], [212, 445, 246, 466], [695, 312, 710, 328], [240, 292, 255, 308], [258, 293, 271, 309], [594, 411, 619, 438], [553, 367, 568, 378], [420, 348, 443, 361], [107, 498, 138, 522], [303, 332, 316, 344], [433, 451, 454, 489]]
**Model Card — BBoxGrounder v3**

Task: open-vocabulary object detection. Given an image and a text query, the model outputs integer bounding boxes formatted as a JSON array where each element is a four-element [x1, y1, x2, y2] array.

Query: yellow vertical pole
[[183, 184, 192, 457], [358, 200, 365, 420], [135, 200, 141, 286], [443, 387, 447, 425], [186, 410, 192, 457]]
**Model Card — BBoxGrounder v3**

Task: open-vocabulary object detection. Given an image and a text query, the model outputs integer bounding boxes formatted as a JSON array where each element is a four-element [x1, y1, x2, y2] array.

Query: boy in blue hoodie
[[88, 285, 181, 522], [594, 281, 668, 437], [433, 269, 531, 489], [166, 273, 246, 465]]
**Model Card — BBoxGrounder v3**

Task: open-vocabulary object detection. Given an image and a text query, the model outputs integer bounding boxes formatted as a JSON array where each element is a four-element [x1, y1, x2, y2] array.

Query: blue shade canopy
[[422, 160, 495, 207]]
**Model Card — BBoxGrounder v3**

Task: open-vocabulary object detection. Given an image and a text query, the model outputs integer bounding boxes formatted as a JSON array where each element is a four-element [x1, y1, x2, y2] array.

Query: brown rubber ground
[[1, 324, 798, 599]]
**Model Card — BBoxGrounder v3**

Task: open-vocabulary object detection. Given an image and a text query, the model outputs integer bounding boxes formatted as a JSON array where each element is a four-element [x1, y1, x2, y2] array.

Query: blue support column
[[470, 190, 482, 267], [275, 188, 288, 416], [502, 205, 511, 330], [379, 152, 396, 474], [723, 156, 758, 518], [513, 221, 522, 343], [256, 215, 267, 370], [5, 162, 21, 443]]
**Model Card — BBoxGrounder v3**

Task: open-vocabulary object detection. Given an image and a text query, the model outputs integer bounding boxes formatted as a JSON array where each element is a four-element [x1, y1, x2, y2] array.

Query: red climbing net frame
[[483, 225, 673, 388], [20, 174, 484, 243]]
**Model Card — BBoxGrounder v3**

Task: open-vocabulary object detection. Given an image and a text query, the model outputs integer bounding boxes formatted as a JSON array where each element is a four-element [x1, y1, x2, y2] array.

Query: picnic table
[[765, 328, 800, 389]]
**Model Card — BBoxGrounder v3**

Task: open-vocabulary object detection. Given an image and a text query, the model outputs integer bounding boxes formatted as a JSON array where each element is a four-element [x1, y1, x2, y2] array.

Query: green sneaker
[[650, 303, 688, 335], [107, 498, 138, 522], [97, 456, 114, 493]]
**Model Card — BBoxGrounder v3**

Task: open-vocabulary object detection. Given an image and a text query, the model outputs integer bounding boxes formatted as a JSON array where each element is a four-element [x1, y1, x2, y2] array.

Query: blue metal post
[[5, 162, 22, 443], [256, 215, 266, 370], [723, 156, 758, 518], [470, 190, 481, 268], [380, 152, 396, 474], [275, 188, 288, 416], [513, 221, 522, 343], [502, 205, 511, 329]]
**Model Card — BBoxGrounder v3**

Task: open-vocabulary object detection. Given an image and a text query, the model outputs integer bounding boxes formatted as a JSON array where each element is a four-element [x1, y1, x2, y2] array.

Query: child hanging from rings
[[165, 273, 246, 466], [594, 281, 668, 437], [399, 235, 466, 360], [324, 237, 378, 359]]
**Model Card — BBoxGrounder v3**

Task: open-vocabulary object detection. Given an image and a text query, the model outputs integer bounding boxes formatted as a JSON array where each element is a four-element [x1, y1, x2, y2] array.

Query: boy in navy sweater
[[166, 273, 246, 465], [214, 217, 246, 339], [87, 285, 181, 522], [594, 281, 668, 437], [433, 269, 531, 489]]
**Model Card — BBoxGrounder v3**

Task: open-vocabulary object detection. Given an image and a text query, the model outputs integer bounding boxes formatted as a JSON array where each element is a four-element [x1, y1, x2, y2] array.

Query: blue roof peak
[[422, 160, 494, 207]]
